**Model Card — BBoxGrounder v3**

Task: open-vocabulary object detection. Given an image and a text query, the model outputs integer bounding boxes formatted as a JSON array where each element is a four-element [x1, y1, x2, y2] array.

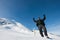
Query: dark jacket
[[33, 15, 46, 26]]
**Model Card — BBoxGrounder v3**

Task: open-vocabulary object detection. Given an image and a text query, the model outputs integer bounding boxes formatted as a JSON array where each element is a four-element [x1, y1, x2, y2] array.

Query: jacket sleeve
[[33, 18, 37, 22], [43, 14, 46, 21]]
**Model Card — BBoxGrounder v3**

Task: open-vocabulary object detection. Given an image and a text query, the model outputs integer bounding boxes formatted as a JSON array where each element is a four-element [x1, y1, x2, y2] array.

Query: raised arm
[[43, 14, 46, 21], [33, 18, 37, 22]]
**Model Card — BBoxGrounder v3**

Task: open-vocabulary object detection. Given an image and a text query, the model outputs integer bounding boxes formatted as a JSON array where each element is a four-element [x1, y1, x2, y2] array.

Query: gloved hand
[[43, 14, 45, 16], [33, 18, 35, 20]]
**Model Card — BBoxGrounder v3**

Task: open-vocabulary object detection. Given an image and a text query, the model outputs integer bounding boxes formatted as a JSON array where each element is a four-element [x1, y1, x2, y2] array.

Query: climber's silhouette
[[33, 14, 49, 38]]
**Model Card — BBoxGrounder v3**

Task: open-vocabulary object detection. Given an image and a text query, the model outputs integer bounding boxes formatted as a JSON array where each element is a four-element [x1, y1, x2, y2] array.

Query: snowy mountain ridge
[[0, 18, 31, 33]]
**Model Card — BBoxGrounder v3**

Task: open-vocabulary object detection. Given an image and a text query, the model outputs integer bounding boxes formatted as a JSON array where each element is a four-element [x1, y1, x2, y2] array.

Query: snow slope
[[33, 30, 60, 40], [0, 18, 31, 33], [0, 30, 60, 40], [0, 18, 60, 40]]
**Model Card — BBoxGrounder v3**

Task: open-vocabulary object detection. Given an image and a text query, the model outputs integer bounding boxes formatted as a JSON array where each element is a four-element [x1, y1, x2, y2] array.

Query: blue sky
[[0, 0, 60, 34]]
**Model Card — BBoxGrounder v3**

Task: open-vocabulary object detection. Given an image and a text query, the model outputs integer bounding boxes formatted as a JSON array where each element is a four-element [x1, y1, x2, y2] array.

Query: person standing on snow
[[33, 14, 49, 38]]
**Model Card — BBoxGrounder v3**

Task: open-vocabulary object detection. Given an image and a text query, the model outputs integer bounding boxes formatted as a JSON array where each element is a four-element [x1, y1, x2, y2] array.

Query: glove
[[43, 14, 45, 16]]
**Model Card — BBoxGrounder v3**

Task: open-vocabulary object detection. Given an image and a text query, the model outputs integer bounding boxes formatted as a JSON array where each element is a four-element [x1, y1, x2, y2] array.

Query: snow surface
[[0, 18, 60, 40], [0, 30, 60, 40], [0, 18, 31, 33]]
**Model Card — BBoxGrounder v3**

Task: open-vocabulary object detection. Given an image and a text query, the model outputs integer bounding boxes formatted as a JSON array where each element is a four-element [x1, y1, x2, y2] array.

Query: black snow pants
[[38, 25, 48, 37]]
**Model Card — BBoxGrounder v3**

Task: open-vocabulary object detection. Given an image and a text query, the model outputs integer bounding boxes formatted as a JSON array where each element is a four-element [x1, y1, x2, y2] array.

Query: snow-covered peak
[[0, 18, 15, 25], [0, 18, 31, 33]]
